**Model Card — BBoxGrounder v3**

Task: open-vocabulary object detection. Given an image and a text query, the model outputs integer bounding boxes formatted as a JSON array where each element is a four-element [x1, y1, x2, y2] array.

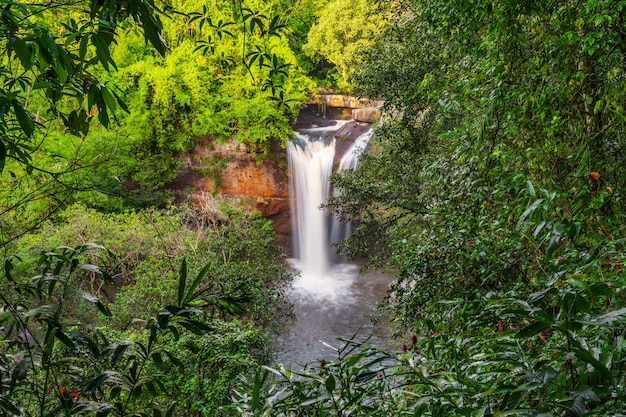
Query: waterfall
[[288, 133, 335, 278], [288, 125, 373, 297], [329, 128, 375, 248], [276, 122, 391, 366]]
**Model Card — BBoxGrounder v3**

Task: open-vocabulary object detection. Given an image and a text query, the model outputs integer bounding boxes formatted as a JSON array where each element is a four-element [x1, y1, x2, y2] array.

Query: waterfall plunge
[[288, 126, 372, 298], [288, 133, 335, 279], [276, 124, 392, 366]]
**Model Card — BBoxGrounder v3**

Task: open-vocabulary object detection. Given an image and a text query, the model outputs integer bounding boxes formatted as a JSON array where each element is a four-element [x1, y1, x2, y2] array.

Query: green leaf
[[517, 198, 544, 228], [574, 348, 613, 385], [75, 290, 112, 317], [56, 329, 76, 349], [182, 262, 211, 305], [515, 321, 551, 338], [530, 309, 555, 324], [354, 370, 378, 384], [0, 397, 22, 416], [131, 384, 142, 398], [137, 3, 167, 57], [148, 325, 157, 350], [144, 381, 157, 396], [11, 37, 33, 68], [177, 258, 187, 307], [530, 286, 557, 303], [73, 332, 101, 357], [179, 319, 212, 334], [580, 307, 626, 325], [79, 35, 89, 61], [251, 368, 268, 411], [12, 100, 34, 137], [112, 89, 130, 113], [325, 374, 336, 392], [589, 282, 611, 298], [43, 325, 57, 357], [546, 223, 564, 259], [157, 312, 170, 331], [151, 352, 163, 367], [100, 85, 117, 113], [111, 341, 132, 366], [91, 34, 112, 71], [533, 220, 551, 237], [110, 386, 122, 400], [164, 350, 183, 368]]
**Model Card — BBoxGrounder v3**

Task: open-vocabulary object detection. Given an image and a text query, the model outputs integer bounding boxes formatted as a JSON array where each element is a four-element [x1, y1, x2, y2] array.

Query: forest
[[1, 0, 625, 416]]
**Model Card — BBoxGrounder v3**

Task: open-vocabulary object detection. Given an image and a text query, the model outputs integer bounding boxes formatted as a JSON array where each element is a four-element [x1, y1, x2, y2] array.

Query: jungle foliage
[[4, 0, 625, 415], [0, 197, 294, 416], [231, 0, 626, 415]]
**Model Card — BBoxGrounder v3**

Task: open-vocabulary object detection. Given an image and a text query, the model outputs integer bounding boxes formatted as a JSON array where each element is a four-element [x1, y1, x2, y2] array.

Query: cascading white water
[[287, 125, 373, 298], [338, 127, 374, 171], [329, 128, 375, 247], [277, 121, 391, 366], [288, 133, 335, 279]]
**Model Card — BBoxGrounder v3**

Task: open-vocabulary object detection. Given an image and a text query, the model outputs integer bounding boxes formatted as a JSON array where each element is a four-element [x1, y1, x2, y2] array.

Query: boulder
[[352, 107, 381, 123], [334, 121, 371, 141], [321, 94, 368, 108]]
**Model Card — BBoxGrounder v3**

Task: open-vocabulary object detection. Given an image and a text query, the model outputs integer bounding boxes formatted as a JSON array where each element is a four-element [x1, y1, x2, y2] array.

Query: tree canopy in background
[[0, 0, 168, 171], [303, 0, 386, 90]]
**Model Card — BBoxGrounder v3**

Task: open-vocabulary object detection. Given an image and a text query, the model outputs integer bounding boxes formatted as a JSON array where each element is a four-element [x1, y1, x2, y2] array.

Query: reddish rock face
[[206, 156, 288, 198], [169, 138, 293, 251]]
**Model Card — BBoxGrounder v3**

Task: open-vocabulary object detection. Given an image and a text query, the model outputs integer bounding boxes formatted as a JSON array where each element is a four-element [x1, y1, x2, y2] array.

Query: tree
[[0, 0, 313, 247], [0, 0, 174, 248], [303, 0, 386, 90], [0, 0, 169, 175]]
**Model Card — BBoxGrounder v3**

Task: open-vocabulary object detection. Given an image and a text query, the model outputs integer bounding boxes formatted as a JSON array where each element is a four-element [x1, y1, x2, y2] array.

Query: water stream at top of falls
[[274, 122, 392, 367]]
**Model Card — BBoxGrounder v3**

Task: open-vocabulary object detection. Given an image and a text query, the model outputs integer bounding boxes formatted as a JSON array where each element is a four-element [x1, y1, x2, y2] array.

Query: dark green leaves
[[12, 99, 34, 137], [136, 2, 168, 57], [82, 371, 117, 395], [241, 8, 268, 35], [0, 0, 169, 177], [75, 289, 112, 317], [10, 37, 34, 68], [91, 32, 117, 71], [0, 139, 6, 174], [515, 321, 552, 339]]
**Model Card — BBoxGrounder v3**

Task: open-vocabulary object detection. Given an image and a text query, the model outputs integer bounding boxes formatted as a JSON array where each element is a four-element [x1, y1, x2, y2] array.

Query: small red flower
[[59, 386, 68, 396], [433, 333, 441, 338], [70, 389, 81, 400], [411, 334, 418, 344], [401, 343, 407, 352], [320, 359, 326, 368], [590, 171, 600, 180]]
